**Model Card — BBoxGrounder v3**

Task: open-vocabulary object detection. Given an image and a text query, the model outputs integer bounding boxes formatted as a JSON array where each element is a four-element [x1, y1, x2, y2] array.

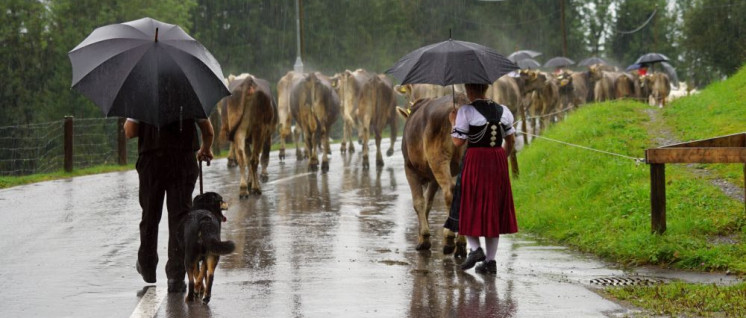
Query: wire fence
[[0, 117, 138, 176]]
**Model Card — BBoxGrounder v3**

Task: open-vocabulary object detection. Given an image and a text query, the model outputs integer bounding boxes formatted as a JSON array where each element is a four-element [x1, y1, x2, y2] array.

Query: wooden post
[[743, 164, 746, 213], [650, 163, 666, 234], [510, 152, 520, 178], [64, 116, 73, 172], [117, 118, 127, 165], [521, 102, 529, 145]]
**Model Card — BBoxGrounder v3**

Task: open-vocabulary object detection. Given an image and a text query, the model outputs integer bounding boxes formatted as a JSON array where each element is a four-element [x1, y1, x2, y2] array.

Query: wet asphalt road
[[1, 139, 644, 318]]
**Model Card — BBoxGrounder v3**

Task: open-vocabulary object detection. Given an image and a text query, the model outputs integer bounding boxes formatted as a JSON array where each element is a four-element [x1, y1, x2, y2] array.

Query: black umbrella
[[386, 39, 518, 86], [517, 58, 541, 69], [635, 52, 670, 64], [544, 56, 575, 69], [578, 56, 608, 66], [661, 62, 679, 89], [69, 17, 230, 127], [508, 50, 542, 63]]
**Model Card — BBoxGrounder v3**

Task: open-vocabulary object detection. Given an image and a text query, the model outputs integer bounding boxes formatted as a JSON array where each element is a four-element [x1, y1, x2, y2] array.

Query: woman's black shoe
[[460, 247, 486, 270], [475, 260, 497, 274]]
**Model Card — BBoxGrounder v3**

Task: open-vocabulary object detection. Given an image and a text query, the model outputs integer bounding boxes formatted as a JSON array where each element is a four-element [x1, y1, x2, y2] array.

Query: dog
[[182, 192, 235, 304]]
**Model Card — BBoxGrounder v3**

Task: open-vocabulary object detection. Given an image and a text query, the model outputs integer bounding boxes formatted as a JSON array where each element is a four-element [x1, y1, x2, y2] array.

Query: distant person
[[446, 83, 518, 274], [638, 65, 648, 76], [124, 117, 214, 292]]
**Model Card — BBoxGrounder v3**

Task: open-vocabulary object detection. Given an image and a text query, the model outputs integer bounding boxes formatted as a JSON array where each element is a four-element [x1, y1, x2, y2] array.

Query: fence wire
[[0, 118, 138, 176]]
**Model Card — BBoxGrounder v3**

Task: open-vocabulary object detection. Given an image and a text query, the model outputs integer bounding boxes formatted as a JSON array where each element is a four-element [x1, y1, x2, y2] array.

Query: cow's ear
[[396, 106, 410, 119]]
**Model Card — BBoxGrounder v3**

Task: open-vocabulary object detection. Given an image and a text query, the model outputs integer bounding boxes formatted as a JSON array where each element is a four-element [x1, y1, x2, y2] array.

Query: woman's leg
[[466, 236, 481, 251], [484, 236, 500, 261]]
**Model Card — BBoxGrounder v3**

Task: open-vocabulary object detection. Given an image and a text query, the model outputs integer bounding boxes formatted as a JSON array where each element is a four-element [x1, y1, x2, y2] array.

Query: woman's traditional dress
[[444, 99, 518, 237]]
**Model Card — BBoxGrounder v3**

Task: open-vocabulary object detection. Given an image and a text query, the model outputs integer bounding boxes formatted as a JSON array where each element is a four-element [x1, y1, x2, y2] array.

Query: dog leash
[[199, 159, 210, 195]]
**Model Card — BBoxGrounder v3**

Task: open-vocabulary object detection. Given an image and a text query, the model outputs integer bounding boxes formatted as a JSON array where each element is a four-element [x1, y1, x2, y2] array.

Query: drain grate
[[590, 276, 663, 286]]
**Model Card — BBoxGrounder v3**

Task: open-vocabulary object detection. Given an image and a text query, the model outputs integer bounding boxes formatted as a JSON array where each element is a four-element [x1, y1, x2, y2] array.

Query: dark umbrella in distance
[[507, 49, 542, 63], [544, 56, 575, 69], [386, 39, 518, 86], [635, 52, 670, 64], [517, 58, 541, 70], [578, 56, 609, 66], [69, 17, 230, 127], [626, 63, 642, 71], [661, 62, 679, 89]]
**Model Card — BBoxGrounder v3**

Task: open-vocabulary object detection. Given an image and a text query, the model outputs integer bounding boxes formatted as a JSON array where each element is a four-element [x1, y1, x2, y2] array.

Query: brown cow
[[396, 94, 470, 257], [289, 72, 340, 172], [222, 74, 278, 197], [277, 71, 303, 161], [330, 69, 372, 154], [357, 74, 398, 169], [570, 71, 590, 107], [394, 83, 463, 106], [527, 72, 559, 135], [649, 72, 671, 108], [589, 65, 616, 102]]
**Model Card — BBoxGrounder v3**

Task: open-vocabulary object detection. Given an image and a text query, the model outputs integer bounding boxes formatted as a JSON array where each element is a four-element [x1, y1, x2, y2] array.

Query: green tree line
[[1, 0, 744, 127]]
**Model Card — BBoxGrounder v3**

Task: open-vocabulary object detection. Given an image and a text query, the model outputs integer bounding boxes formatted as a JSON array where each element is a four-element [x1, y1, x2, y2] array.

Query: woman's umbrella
[[69, 17, 230, 127], [517, 58, 541, 70], [626, 63, 642, 71], [578, 56, 608, 66], [386, 39, 518, 86], [543, 56, 575, 69], [635, 52, 670, 65], [507, 49, 542, 63]]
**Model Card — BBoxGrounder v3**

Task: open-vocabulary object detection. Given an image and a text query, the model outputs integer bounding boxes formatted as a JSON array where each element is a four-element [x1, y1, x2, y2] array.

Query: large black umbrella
[[69, 17, 230, 127], [544, 56, 575, 69], [517, 58, 541, 70], [507, 50, 542, 63], [386, 39, 518, 86], [635, 52, 670, 64], [578, 56, 609, 66], [661, 62, 679, 89]]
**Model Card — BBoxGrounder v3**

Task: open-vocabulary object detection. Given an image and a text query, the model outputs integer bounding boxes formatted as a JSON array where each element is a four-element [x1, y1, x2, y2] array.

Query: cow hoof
[[279, 150, 286, 161], [260, 174, 269, 183], [362, 158, 370, 170], [251, 188, 262, 195], [309, 164, 319, 172], [386, 149, 394, 156], [376, 159, 384, 168], [443, 235, 456, 255], [227, 159, 238, 168], [349, 145, 355, 153], [455, 242, 467, 259], [202, 296, 211, 304], [415, 241, 431, 251], [321, 161, 329, 172]]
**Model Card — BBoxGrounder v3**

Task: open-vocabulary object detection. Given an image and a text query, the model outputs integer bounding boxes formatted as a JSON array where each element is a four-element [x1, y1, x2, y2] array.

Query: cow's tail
[[206, 237, 236, 255]]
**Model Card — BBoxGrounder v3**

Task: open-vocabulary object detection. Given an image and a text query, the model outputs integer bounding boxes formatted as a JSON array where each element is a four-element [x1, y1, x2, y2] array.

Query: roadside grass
[[513, 101, 746, 273], [0, 164, 134, 189], [662, 65, 746, 188], [604, 281, 746, 317]]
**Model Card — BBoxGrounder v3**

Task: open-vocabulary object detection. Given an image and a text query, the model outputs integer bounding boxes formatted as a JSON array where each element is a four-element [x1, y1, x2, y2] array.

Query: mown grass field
[[511, 66, 746, 316]]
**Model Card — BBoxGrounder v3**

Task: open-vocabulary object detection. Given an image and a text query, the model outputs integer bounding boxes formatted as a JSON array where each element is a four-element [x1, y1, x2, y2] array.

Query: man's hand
[[197, 147, 214, 164]]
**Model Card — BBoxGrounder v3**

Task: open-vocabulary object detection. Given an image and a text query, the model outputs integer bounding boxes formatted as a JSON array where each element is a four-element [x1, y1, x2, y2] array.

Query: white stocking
[[466, 236, 481, 252], [485, 236, 500, 261]]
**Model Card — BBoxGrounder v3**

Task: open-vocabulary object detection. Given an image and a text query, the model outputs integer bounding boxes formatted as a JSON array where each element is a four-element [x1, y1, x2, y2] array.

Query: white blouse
[[451, 101, 515, 139]]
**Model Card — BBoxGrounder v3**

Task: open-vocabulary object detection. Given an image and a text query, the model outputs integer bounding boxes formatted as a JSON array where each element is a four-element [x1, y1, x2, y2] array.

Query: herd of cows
[[213, 64, 676, 253]]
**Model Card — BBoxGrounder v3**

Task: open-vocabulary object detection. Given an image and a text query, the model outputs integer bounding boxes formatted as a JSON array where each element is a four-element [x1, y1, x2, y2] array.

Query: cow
[[396, 93, 470, 257], [289, 72, 340, 172], [570, 71, 590, 107], [277, 71, 303, 161], [526, 72, 559, 135], [589, 64, 616, 102], [357, 74, 398, 169], [330, 69, 373, 154], [221, 74, 278, 197], [394, 83, 462, 107], [556, 70, 575, 111], [649, 72, 671, 108]]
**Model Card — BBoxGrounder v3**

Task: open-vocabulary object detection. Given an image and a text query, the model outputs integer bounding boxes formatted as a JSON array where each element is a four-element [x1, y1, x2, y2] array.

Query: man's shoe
[[475, 260, 497, 274], [168, 279, 186, 293], [460, 247, 486, 270], [136, 261, 156, 283]]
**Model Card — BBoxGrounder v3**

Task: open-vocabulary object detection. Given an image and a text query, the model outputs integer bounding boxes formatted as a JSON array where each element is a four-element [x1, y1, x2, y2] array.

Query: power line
[[616, 9, 657, 34]]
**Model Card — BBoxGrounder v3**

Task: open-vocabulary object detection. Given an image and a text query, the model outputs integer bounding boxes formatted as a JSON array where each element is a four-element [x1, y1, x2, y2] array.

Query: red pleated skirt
[[458, 146, 518, 237]]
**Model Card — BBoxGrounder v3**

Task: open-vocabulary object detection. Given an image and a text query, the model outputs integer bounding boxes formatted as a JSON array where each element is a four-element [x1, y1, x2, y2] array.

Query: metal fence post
[[64, 116, 73, 172], [118, 118, 127, 165]]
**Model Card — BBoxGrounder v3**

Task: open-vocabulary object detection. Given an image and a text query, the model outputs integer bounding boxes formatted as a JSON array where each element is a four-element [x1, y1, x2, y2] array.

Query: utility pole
[[560, 0, 568, 57], [294, 0, 304, 73]]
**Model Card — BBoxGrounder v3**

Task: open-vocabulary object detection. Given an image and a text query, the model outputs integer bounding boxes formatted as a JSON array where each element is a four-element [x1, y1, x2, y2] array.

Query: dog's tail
[[206, 238, 236, 255]]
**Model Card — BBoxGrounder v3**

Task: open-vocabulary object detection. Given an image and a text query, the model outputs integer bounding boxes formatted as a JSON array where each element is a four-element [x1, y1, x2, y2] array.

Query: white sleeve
[[500, 106, 515, 136], [450, 105, 471, 139]]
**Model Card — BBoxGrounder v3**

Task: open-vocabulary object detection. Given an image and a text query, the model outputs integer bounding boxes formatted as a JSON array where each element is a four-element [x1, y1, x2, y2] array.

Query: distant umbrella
[[517, 58, 541, 69], [578, 56, 608, 66], [660, 62, 679, 88], [626, 63, 642, 71], [507, 50, 542, 63], [635, 52, 670, 64], [543, 56, 575, 69]]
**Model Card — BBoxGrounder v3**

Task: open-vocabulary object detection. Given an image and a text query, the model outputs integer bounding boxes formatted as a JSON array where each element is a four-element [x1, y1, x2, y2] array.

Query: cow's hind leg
[[405, 168, 430, 251], [260, 137, 271, 183], [234, 133, 250, 198], [321, 127, 331, 172], [375, 131, 384, 168]]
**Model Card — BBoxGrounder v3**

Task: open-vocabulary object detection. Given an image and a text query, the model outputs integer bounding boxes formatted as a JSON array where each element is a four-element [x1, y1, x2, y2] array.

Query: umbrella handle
[[199, 160, 203, 195]]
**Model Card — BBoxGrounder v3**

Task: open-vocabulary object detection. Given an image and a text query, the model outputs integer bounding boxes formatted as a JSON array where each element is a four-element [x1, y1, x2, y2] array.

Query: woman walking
[[446, 83, 518, 274]]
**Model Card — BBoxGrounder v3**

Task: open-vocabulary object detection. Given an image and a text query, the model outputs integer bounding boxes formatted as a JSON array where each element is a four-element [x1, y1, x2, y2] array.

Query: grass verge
[[0, 164, 134, 189]]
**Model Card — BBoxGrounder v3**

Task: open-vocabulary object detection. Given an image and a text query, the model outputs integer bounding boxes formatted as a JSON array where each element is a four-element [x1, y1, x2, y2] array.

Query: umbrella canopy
[[507, 50, 542, 63], [661, 62, 679, 88], [69, 17, 230, 127], [386, 39, 518, 86], [544, 56, 575, 69], [635, 52, 670, 64], [517, 58, 541, 70], [578, 56, 608, 66], [626, 63, 642, 71]]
